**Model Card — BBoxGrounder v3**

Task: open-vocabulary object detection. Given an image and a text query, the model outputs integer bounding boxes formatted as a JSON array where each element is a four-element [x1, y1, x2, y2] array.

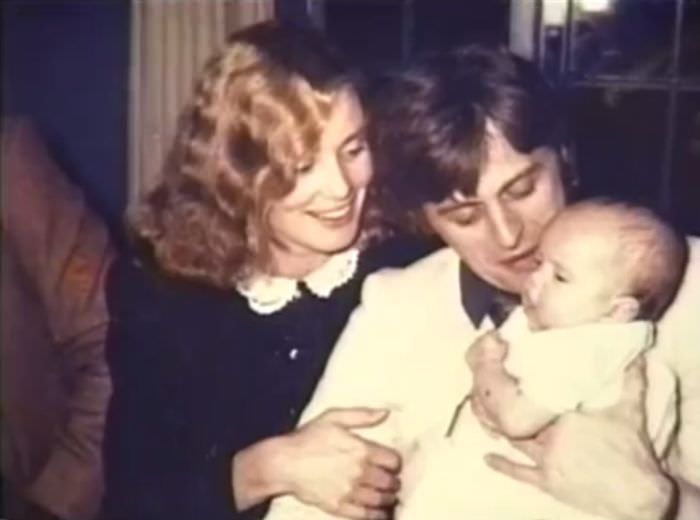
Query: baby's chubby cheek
[[520, 290, 541, 330]]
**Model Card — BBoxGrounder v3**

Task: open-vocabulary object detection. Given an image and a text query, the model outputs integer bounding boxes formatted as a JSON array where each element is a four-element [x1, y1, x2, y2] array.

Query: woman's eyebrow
[[437, 198, 480, 215], [339, 126, 366, 147]]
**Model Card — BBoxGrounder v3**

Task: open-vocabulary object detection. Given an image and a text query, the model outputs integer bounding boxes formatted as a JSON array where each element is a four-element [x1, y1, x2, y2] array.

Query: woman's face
[[266, 88, 372, 276]]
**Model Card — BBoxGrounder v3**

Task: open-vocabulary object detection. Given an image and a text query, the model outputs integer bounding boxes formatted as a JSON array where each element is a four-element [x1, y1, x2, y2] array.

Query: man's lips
[[500, 248, 539, 272]]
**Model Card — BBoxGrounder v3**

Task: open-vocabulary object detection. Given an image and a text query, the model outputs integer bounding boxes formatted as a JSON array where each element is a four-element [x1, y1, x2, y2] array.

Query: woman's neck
[[268, 248, 331, 279]]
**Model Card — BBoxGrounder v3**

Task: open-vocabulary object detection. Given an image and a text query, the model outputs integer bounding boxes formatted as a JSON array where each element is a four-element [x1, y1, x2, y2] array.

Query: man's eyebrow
[[435, 160, 543, 215], [500, 162, 540, 192]]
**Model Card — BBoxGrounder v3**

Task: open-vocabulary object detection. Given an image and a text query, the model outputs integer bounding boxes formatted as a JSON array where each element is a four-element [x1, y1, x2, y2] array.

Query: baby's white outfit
[[397, 307, 678, 520]]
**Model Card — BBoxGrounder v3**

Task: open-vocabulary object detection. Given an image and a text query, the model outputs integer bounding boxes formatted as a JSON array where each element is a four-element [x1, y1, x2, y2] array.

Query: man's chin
[[489, 270, 528, 295]]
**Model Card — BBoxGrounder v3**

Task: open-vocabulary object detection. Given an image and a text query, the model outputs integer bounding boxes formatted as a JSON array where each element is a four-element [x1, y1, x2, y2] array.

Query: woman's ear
[[607, 296, 640, 323]]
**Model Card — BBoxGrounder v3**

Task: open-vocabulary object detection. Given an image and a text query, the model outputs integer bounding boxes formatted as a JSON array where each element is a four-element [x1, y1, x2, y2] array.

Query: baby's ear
[[608, 295, 640, 322]]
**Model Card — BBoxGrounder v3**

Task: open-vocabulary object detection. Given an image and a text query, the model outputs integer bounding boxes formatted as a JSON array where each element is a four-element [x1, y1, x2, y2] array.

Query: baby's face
[[522, 212, 627, 330]]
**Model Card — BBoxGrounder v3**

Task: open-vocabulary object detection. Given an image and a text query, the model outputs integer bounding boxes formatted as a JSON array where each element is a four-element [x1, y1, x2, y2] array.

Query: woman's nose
[[322, 158, 352, 200]]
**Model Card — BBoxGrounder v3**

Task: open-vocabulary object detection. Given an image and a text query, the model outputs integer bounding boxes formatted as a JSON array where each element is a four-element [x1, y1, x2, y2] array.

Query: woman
[[103, 22, 429, 520]]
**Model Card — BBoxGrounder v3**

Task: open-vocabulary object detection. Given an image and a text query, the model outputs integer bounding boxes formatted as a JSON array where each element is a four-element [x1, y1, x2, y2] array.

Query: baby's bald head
[[550, 199, 687, 320]]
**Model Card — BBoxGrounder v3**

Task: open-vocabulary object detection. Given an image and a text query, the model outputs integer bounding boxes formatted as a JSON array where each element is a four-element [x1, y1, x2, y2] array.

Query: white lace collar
[[236, 249, 360, 315]]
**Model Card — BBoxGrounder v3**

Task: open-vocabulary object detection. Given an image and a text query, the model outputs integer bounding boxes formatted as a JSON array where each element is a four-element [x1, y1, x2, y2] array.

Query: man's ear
[[607, 296, 640, 322]]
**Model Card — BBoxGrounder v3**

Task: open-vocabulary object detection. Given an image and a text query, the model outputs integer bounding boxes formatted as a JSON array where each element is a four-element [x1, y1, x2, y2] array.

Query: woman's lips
[[306, 200, 355, 225]]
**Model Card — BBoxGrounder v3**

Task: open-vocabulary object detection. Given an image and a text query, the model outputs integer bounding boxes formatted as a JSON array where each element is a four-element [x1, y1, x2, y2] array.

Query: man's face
[[423, 125, 566, 294]]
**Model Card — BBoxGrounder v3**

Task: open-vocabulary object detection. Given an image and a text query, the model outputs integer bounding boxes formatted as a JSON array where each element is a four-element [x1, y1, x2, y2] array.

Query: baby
[[397, 199, 687, 520]]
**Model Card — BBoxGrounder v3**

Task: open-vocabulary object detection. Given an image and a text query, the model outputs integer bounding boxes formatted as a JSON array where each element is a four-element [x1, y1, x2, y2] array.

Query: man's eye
[[554, 271, 568, 283], [451, 209, 481, 226], [506, 173, 536, 199]]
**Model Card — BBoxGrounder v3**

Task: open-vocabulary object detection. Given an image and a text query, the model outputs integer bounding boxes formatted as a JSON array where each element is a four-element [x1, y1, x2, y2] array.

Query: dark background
[[2, 0, 130, 233], [3, 0, 699, 234]]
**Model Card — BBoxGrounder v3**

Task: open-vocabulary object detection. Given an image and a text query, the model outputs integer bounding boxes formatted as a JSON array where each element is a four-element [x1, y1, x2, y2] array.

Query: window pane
[[324, 0, 404, 68], [568, 0, 677, 79], [680, 0, 700, 79], [671, 93, 700, 234], [570, 88, 669, 208], [412, 0, 509, 54]]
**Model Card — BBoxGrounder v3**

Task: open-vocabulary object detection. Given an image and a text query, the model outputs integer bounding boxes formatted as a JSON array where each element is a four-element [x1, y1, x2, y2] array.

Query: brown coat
[[1, 119, 114, 519]]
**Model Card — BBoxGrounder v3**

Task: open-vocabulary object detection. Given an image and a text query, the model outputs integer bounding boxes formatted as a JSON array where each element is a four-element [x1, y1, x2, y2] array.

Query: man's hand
[[485, 357, 674, 520]]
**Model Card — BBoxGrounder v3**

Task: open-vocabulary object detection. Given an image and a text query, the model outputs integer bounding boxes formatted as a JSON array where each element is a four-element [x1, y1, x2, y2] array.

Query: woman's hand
[[232, 407, 401, 519], [485, 357, 674, 520]]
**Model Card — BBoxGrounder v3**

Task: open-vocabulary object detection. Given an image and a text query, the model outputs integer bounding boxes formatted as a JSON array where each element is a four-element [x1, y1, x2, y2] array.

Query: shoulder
[[105, 252, 239, 377], [661, 235, 700, 327], [359, 247, 461, 313], [106, 251, 229, 324], [680, 235, 700, 288], [656, 235, 700, 386], [361, 235, 440, 273]]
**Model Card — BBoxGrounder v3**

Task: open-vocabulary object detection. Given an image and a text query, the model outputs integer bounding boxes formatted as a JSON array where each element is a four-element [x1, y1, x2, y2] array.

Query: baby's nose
[[524, 266, 545, 302]]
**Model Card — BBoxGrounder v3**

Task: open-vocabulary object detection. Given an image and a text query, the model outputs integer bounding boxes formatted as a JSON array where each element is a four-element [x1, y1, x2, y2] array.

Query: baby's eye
[[554, 271, 568, 283], [294, 160, 314, 175]]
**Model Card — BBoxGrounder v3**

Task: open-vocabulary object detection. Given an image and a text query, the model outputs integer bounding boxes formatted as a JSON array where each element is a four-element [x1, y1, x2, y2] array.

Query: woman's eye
[[341, 138, 367, 159], [554, 271, 568, 283]]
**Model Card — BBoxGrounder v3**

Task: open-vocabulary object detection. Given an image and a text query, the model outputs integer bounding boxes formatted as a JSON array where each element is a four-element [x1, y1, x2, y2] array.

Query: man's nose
[[488, 203, 523, 249]]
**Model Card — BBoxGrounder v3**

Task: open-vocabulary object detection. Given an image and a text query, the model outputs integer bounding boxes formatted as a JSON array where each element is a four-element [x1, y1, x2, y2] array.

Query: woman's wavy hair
[[131, 21, 381, 288]]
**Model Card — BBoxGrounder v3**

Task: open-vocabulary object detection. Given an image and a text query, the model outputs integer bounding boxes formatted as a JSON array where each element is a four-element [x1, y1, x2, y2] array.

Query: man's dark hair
[[368, 45, 564, 227]]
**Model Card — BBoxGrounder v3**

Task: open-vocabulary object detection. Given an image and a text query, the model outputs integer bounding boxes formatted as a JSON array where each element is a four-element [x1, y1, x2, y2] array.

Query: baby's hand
[[466, 331, 508, 370], [468, 392, 501, 438]]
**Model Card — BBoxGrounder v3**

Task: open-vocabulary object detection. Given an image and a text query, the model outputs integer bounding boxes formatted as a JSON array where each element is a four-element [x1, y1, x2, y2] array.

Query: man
[[264, 47, 700, 520], [1, 119, 114, 519]]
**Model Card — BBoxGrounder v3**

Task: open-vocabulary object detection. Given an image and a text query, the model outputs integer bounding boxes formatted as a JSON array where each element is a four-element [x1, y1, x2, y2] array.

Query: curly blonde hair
[[131, 22, 380, 288]]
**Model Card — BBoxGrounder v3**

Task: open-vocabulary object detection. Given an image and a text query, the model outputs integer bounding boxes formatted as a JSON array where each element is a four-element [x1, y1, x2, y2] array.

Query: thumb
[[321, 407, 390, 429], [481, 331, 508, 358], [485, 453, 543, 490], [606, 355, 648, 430]]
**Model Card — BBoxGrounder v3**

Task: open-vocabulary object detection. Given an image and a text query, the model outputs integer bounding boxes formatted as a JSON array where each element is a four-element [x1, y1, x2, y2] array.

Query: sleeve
[[661, 239, 700, 486], [264, 273, 411, 520], [102, 260, 242, 520], [644, 351, 678, 458], [504, 323, 651, 414], [1, 119, 114, 520]]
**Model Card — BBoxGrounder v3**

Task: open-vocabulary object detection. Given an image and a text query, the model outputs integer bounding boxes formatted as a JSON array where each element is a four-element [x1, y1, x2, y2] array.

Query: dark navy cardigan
[[102, 239, 434, 520]]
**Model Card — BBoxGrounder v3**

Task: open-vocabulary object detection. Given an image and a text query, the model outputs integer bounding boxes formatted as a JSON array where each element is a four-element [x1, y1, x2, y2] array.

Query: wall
[[2, 1, 130, 232]]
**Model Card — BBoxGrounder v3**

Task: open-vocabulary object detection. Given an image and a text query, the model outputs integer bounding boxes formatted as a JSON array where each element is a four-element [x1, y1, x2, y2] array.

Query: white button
[[288, 348, 299, 360]]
